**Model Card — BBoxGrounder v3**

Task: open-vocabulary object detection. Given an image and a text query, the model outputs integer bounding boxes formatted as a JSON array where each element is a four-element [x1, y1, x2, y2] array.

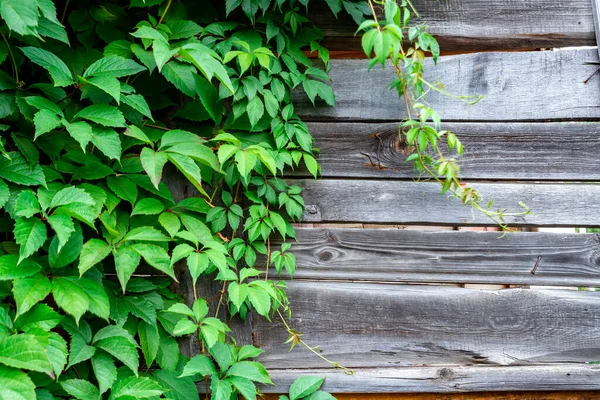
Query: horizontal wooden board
[[295, 179, 600, 227], [294, 49, 600, 122], [272, 229, 600, 286], [266, 392, 600, 400], [308, 0, 595, 53], [298, 122, 600, 180], [261, 365, 600, 393], [253, 282, 600, 369]]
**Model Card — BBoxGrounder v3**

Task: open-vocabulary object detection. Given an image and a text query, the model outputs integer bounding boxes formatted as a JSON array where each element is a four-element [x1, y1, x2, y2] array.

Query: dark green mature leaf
[[0, 334, 53, 375], [153, 370, 199, 400], [131, 243, 176, 280], [20, 47, 73, 87], [63, 120, 93, 152], [162, 62, 196, 97], [1, 0, 38, 36], [33, 109, 62, 139], [48, 224, 83, 269], [121, 94, 153, 120], [0, 365, 36, 400], [138, 320, 159, 367], [82, 75, 121, 104], [107, 176, 137, 205], [47, 214, 75, 250], [0, 152, 46, 187], [166, 153, 207, 196]]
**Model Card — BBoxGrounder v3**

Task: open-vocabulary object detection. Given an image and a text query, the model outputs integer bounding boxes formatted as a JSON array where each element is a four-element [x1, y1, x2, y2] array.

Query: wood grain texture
[[309, 0, 595, 52], [591, 0, 600, 60], [253, 282, 600, 369], [298, 122, 600, 180], [295, 179, 600, 227], [266, 392, 600, 400], [293, 49, 600, 122], [261, 365, 600, 393], [269, 228, 600, 286]]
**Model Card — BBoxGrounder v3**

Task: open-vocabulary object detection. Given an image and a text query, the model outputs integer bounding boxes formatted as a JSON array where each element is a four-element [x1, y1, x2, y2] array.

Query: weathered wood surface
[[253, 282, 600, 369], [591, 0, 600, 60], [298, 122, 600, 180], [270, 229, 600, 286], [266, 392, 600, 400], [294, 49, 600, 122], [308, 0, 595, 53], [295, 179, 600, 227], [261, 365, 600, 393]]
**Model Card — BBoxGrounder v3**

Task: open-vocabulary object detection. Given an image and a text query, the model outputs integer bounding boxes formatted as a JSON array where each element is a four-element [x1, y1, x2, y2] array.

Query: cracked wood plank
[[291, 122, 600, 180], [269, 229, 600, 286], [308, 0, 595, 53], [293, 49, 600, 122], [294, 179, 600, 227], [253, 282, 600, 370]]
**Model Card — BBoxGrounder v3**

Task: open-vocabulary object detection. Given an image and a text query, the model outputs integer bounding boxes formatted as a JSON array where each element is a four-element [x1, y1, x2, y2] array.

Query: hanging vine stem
[[363, 0, 530, 232], [1, 31, 19, 85]]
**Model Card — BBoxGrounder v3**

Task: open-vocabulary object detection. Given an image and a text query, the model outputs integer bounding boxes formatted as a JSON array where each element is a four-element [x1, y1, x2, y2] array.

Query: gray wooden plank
[[295, 179, 600, 227], [269, 229, 600, 286], [261, 365, 600, 393], [298, 122, 600, 180], [309, 0, 595, 53], [591, 0, 600, 60], [253, 282, 600, 369], [294, 49, 600, 122]]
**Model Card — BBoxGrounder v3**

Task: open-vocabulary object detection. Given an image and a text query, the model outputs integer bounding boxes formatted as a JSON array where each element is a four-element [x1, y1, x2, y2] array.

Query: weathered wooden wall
[[184, 0, 600, 397]]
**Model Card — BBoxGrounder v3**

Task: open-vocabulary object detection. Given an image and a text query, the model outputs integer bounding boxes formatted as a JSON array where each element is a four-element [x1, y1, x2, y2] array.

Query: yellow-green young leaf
[[91, 352, 117, 395], [180, 355, 217, 378], [186, 252, 209, 284], [303, 154, 320, 178], [131, 198, 164, 216], [112, 245, 141, 293], [60, 379, 100, 400], [95, 336, 139, 376], [63, 120, 92, 152], [131, 243, 176, 280], [81, 74, 121, 104], [140, 147, 168, 189], [15, 190, 40, 218], [211, 378, 233, 400], [47, 332, 67, 378], [234, 150, 257, 181], [226, 361, 273, 384], [1, 0, 38, 36], [246, 96, 264, 127], [0, 334, 53, 376], [47, 214, 75, 250], [51, 277, 90, 324], [228, 282, 248, 310], [158, 212, 180, 237], [124, 125, 152, 145], [12, 273, 51, 317], [166, 152, 207, 196], [84, 55, 146, 78], [90, 126, 122, 160], [14, 217, 47, 264], [74, 104, 126, 127], [108, 376, 164, 400], [20, 47, 73, 87], [217, 144, 238, 165], [0, 365, 36, 400], [14, 303, 61, 331], [33, 109, 61, 139], [289, 376, 325, 400], [247, 286, 270, 317], [227, 376, 257, 400], [172, 318, 198, 336], [124, 226, 170, 242], [302, 79, 335, 107], [78, 239, 111, 277]]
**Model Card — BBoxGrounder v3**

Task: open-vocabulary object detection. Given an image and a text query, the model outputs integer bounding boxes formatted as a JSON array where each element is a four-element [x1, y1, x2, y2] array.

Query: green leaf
[[153, 370, 199, 400], [238, 345, 263, 360], [172, 318, 197, 336], [131, 198, 164, 216], [0, 334, 53, 375], [63, 120, 92, 152], [47, 214, 75, 250], [82, 75, 121, 104], [227, 376, 256, 400], [1, 0, 38, 36], [60, 379, 100, 400], [36, 0, 59, 23], [158, 212, 180, 237], [33, 109, 61, 139], [121, 94, 153, 120], [124, 226, 170, 242], [95, 336, 139, 376], [107, 176, 137, 205], [47, 332, 67, 378], [78, 239, 111, 277], [228, 282, 248, 310], [0, 365, 36, 400], [113, 245, 141, 293], [0, 152, 46, 187], [12, 273, 51, 317], [67, 335, 96, 369], [14, 217, 46, 264], [55, 276, 110, 322], [38, 18, 69, 45], [303, 79, 335, 106], [140, 147, 168, 189], [162, 62, 196, 97], [51, 276, 89, 324], [193, 74, 223, 124], [51, 186, 94, 208], [74, 104, 126, 127], [210, 378, 232, 400], [131, 243, 176, 280], [226, 361, 273, 384], [91, 126, 122, 159], [124, 125, 152, 145], [13, 303, 61, 331], [166, 153, 207, 196], [20, 47, 73, 87], [109, 376, 164, 400], [0, 255, 41, 280], [289, 376, 325, 400], [247, 286, 270, 317], [84, 56, 146, 78], [209, 341, 233, 371], [179, 354, 216, 378], [92, 351, 117, 395], [138, 320, 159, 367], [247, 96, 264, 127]]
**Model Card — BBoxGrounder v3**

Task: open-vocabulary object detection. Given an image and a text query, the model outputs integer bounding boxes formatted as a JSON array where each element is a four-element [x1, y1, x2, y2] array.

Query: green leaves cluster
[[0, 0, 345, 399]]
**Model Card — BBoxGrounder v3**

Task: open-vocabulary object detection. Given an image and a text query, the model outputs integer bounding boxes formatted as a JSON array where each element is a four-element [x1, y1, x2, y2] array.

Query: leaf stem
[[1, 31, 19, 84], [158, 0, 173, 25]]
